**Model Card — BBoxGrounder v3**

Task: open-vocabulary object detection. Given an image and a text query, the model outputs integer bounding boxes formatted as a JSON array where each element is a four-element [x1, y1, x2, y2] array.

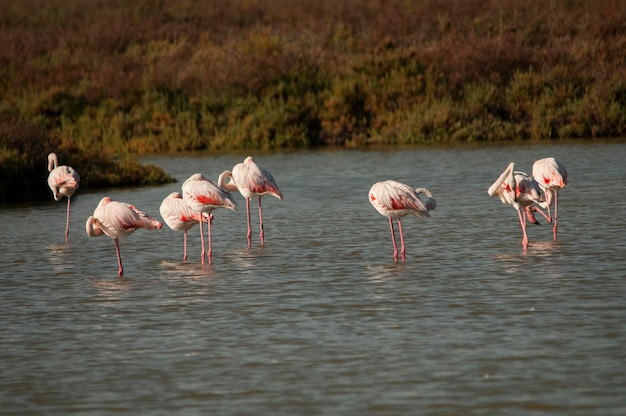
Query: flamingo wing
[[93, 200, 161, 238], [127, 203, 163, 230], [183, 175, 238, 212], [160, 192, 206, 231]]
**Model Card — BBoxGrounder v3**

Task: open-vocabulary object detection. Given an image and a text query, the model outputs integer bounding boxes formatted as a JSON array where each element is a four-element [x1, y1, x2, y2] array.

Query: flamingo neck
[[86, 216, 104, 237], [488, 162, 515, 197], [218, 170, 238, 192], [415, 187, 437, 211], [48, 153, 58, 172]]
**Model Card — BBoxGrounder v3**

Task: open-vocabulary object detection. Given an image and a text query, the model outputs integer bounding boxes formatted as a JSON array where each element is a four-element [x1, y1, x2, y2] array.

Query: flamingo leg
[[516, 208, 529, 250], [65, 197, 71, 244], [545, 190, 554, 222], [199, 216, 205, 264], [114, 237, 124, 276], [258, 197, 264, 246], [553, 192, 559, 241], [183, 230, 188, 261], [246, 198, 252, 248], [529, 205, 551, 223], [397, 218, 406, 262], [525, 208, 539, 225], [207, 214, 213, 265], [388, 217, 398, 262]]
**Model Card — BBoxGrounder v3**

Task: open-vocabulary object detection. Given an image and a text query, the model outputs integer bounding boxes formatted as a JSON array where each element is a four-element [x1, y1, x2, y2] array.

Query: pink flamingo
[[47, 153, 80, 244], [85, 196, 163, 275], [532, 157, 568, 241], [159, 192, 211, 261], [368, 180, 436, 262], [488, 162, 545, 250], [181, 173, 238, 264], [218, 156, 283, 247]]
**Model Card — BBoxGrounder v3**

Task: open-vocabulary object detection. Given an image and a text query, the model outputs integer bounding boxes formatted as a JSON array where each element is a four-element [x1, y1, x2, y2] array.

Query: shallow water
[[1, 141, 625, 415]]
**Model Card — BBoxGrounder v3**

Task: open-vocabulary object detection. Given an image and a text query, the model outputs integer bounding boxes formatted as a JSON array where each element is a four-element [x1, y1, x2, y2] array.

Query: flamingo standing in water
[[488, 162, 545, 249], [86, 196, 163, 276], [219, 156, 283, 247], [159, 192, 211, 261], [47, 153, 80, 243], [532, 157, 568, 241], [182, 173, 238, 264], [368, 180, 436, 262]]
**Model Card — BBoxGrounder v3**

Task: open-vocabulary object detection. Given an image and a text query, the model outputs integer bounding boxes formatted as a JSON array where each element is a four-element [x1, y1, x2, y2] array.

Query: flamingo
[[488, 162, 545, 249], [532, 157, 568, 241], [47, 153, 80, 244], [85, 196, 163, 276], [218, 156, 283, 247], [181, 173, 238, 264], [368, 180, 436, 262], [159, 192, 212, 261]]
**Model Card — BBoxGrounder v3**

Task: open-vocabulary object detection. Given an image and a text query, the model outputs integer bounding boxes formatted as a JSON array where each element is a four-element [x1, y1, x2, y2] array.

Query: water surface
[[1, 141, 625, 415]]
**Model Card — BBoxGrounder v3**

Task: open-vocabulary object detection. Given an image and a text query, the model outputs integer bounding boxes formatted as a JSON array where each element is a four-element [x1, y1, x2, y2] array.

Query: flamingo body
[[532, 157, 568, 191], [219, 156, 283, 247], [159, 192, 210, 260], [532, 157, 568, 241], [369, 180, 436, 262], [86, 196, 162, 275], [181, 173, 238, 264], [47, 153, 80, 243]]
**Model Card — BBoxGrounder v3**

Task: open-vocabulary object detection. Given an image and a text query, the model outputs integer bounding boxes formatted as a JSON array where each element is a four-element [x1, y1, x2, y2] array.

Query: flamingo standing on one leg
[[85, 196, 163, 276], [532, 157, 568, 241], [159, 192, 211, 261], [488, 162, 545, 250], [368, 180, 436, 262], [182, 173, 238, 264], [47, 153, 80, 244], [218, 156, 283, 247]]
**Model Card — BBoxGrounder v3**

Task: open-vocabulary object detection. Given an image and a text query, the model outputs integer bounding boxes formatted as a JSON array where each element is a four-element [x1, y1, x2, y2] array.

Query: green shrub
[[1, 0, 625, 187]]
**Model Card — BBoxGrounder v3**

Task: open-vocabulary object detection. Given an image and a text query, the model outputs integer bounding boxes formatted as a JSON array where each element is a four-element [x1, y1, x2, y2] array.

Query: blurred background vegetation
[[1, 0, 625, 201]]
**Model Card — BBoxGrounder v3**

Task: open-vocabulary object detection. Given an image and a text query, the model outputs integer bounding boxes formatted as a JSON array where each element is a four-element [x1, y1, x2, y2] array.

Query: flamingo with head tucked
[[369, 180, 436, 262], [86, 196, 162, 275], [47, 153, 80, 244], [182, 173, 238, 264], [219, 156, 283, 247], [488, 162, 545, 249], [532, 157, 568, 241], [159, 192, 211, 261]]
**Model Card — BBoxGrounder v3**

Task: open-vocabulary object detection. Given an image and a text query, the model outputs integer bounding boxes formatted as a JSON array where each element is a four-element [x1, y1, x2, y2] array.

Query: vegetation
[[0, 120, 174, 202], [1, 0, 625, 200]]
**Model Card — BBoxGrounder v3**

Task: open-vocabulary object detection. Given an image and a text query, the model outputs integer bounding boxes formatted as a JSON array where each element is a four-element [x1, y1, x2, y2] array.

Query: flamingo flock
[[86, 156, 280, 274], [180, 173, 238, 264], [46, 152, 568, 273], [488, 157, 568, 250]]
